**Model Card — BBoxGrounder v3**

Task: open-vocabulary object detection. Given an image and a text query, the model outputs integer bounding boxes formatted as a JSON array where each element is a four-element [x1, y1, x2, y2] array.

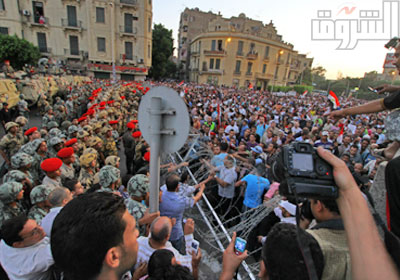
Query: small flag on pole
[[248, 83, 253, 90], [302, 90, 308, 96], [178, 80, 184, 86], [328, 90, 341, 109]]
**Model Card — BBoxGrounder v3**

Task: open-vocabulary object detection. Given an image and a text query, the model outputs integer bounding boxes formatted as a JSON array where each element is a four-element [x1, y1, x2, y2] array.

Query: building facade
[[0, 0, 152, 80], [179, 9, 312, 89]]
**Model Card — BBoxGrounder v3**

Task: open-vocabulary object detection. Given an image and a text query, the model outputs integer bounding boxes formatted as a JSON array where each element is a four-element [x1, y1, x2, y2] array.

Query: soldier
[[47, 137, 64, 158], [38, 94, 50, 116], [24, 126, 41, 142], [60, 120, 72, 135], [17, 94, 30, 119], [68, 125, 79, 139], [105, 155, 120, 168], [109, 120, 120, 142], [57, 147, 76, 181], [0, 122, 25, 176], [126, 174, 159, 235], [30, 138, 48, 184], [65, 138, 80, 173], [42, 107, 56, 129], [97, 165, 120, 193], [76, 130, 89, 155], [55, 105, 67, 126], [41, 158, 63, 189], [65, 95, 74, 117], [28, 185, 52, 224], [89, 136, 105, 166], [15, 116, 28, 135], [78, 152, 97, 190], [123, 121, 136, 174], [0, 182, 25, 228], [102, 126, 118, 158]]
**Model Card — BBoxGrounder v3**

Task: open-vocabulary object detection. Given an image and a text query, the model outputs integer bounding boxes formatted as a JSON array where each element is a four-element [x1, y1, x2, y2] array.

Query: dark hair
[[51, 192, 127, 280], [220, 142, 228, 152], [148, 249, 194, 280], [351, 144, 359, 150], [0, 215, 28, 246], [166, 174, 180, 192], [318, 199, 340, 215], [263, 223, 324, 280], [180, 172, 189, 183], [122, 174, 133, 187], [62, 178, 78, 193]]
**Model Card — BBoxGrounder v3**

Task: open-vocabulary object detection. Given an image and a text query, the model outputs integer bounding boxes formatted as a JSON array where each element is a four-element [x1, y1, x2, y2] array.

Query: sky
[[153, 0, 398, 79]]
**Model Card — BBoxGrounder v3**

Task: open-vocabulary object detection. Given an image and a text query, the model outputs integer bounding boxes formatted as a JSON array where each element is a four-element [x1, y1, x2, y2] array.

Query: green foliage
[[149, 23, 177, 80], [267, 85, 313, 93], [0, 34, 40, 70]]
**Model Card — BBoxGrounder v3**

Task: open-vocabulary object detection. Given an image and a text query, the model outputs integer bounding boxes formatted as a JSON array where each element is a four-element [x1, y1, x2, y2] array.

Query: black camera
[[272, 142, 338, 199]]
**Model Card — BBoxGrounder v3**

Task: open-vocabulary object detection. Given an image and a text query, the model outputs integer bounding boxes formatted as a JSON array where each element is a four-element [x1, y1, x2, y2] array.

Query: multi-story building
[[179, 9, 312, 89], [0, 0, 152, 80]]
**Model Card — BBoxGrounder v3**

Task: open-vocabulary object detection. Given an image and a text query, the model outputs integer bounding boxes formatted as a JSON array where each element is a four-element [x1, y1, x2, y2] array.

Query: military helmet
[[98, 165, 120, 188], [0, 182, 23, 203], [30, 185, 52, 204], [127, 174, 149, 197], [11, 152, 33, 169]]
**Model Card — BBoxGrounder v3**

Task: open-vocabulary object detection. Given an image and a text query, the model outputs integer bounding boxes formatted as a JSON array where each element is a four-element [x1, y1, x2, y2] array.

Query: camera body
[[275, 142, 338, 199]]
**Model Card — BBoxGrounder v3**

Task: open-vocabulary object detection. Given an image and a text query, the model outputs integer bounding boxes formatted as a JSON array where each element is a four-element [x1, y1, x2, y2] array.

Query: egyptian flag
[[302, 90, 308, 96], [248, 83, 253, 90], [337, 123, 345, 143], [178, 80, 184, 86], [328, 90, 340, 109]]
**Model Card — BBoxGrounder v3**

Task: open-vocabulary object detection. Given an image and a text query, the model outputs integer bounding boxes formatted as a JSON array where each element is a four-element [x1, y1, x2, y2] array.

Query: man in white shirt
[[0, 216, 54, 280], [41, 187, 72, 237], [136, 216, 200, 272]]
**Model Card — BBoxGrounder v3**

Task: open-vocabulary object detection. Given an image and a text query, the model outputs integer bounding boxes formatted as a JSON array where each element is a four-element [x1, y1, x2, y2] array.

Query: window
[[235, 60, 241, 73], [33, 1, 44, 24], [249, 43, 255, 53], [217, 40, 222, 51], [97, 37, 106, 52], [96, 7, 105, 23], [264, 46, 270, 58], [37, 32, 47, 52], [148, 17, 151, 33], [67, 5, 78, 27], [237, 41, 243, 55], [149, 0, 151, 4], [202, 61, 207, 71], [124, 13, 133, 33], [125, 41, 133, 60], [215, 59, 220, 70], [211, 40, 216, 51], [0, 0, 4, 11], [69, 35, 79, 55], [198, 41, 201, 52], [262, 64, 267, 74], [247, 62, 252, 74], [209, 58, 214, 69], [274, 66, 279, 79], [148, 44, 151, 58], [0, 27, 8, 35]]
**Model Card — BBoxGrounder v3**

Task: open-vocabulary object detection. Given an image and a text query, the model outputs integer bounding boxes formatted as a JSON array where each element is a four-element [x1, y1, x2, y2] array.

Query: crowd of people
[[0, 52, 399, 279]]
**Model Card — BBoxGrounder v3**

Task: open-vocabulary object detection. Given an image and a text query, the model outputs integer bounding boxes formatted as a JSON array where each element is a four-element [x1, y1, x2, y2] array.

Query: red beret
[[132, 120, 139, 124], [121, 96, 125, 100], [98, 106, 106, 110], [127, 122, 135, 129], [144, 152, 150, 162], [57, 147, 74, 158], [132, 131, 141, 138], [99, 101, 106, 106], [88, 97, 94, 101], [107, 100, 114, 104], [78, 116, 87, 123], [24, 127, 38, 136], [109, 120, 118, 125], [87, 109, 95, 115], [41, 158, 63, 172], [210, 132, 216, 136], [65, 138, 77, 147]]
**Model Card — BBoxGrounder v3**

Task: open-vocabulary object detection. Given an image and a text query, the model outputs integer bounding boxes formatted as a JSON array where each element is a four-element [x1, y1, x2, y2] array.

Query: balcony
[[61, 19, 83, 31], [29, 17, 49, 28], [64, 49, 85, 59], [236, 51, 244, 57], [199, 69, 223, 75], [120, 0, 138, 9], [233, 70, 241, 75], [246, 51, 258, 60], [255, 72, 273, 79], [191, 50, 200, 56], [119, 26, 137, 37], [203, 49, 226, 56], [39, 47, 52, 56], [120, 54, 137, 64], [245, 71, 253, 76], [263, 56, 270, 61]]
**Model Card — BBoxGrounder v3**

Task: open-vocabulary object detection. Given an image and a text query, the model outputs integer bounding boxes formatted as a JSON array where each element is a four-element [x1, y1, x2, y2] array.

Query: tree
[[0, 34, 40, 70], [149, 23, 177, 80]]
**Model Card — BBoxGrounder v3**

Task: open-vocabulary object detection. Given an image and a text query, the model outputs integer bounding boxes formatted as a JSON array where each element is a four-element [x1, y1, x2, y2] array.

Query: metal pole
[[149, 97, 161, 213]]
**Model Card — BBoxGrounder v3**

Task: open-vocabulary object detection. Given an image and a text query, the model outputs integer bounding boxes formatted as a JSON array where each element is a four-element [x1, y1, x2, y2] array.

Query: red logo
[[337, 6, 356, 16]]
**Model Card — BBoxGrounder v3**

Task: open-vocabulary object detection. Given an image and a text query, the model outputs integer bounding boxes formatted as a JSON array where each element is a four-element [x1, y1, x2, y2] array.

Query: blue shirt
[[211, 152, 227, 168], [256, 124, 268, 138], [241, 174, 270, 208], [159, 191, 194, 241]]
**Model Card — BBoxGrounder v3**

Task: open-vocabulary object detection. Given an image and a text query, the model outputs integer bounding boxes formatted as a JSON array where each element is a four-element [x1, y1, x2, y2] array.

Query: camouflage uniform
[[97, 165, 120, 192], [48, 137, 63, 158], [42, 176, 61, 190], [30, 138, 47, 183], [17, 96, 29, 119], [11, 152, 33, 169], [0, 123, 25, 161], [28, 185, 51, 223], [38, 96, 49, 116], [126, 174, 150, 234], [42, 112, 56, 129], [60, 162, 75, 181], [0, 182, 25, 228], [105, 155, 120, 167], [102, 126, 118, 158]]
